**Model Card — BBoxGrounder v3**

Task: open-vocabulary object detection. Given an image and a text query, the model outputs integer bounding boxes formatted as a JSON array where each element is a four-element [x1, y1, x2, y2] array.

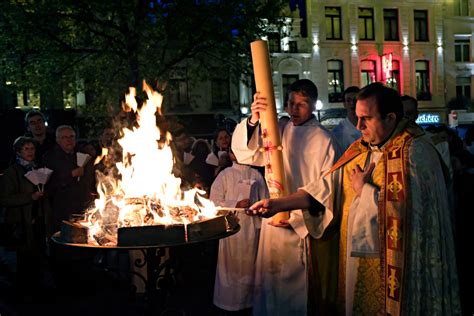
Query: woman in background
[[0, 136, 51, 297], [206, 127, 232, 176]]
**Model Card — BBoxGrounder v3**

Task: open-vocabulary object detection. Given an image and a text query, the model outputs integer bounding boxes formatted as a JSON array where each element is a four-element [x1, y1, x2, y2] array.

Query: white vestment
[[232, 117, 340, 315], [331, 117, 361, 151], [301, 134, 460, 315], [210, 162, 268, 311]]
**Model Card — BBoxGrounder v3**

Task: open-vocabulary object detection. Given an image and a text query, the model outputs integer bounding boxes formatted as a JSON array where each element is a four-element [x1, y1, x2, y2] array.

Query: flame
[[83, 81, 218, 245], [93, 147, 108, 166]]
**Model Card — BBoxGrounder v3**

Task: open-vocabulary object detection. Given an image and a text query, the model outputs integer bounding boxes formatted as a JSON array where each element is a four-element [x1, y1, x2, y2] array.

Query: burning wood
[[117, 214, 238, 247], [60, 220, 88, 244], [75, 81, 223, 246]]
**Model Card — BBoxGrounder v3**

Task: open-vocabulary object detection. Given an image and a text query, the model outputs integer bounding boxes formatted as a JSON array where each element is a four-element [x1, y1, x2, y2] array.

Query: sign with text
[[416, 113, 441, 125]]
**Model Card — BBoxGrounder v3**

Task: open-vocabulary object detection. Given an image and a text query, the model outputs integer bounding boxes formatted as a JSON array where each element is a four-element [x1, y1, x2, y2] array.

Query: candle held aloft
[[250, 40, 289, 225]]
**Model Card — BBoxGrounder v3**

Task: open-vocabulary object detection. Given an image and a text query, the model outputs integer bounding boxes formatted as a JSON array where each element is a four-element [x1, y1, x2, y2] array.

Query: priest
[[248, 83, 460, 315]]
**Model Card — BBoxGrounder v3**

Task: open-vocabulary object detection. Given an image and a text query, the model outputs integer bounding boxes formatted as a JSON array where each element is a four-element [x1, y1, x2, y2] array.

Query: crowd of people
[[0, 80, 473, 315]]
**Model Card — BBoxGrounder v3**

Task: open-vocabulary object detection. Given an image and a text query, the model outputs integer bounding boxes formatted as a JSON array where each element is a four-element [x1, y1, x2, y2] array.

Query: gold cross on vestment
[[387, 267, 400, 299], [388, 174, 403, 200]]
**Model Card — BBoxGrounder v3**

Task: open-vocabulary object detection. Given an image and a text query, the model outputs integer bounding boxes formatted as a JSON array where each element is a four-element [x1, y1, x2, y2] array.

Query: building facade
[[2, 1, 474, 129], [256, 0, 474, 126]]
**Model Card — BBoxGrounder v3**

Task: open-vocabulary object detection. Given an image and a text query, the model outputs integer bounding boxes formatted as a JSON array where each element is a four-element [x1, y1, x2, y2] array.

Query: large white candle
[[250, 40, 289, 225]]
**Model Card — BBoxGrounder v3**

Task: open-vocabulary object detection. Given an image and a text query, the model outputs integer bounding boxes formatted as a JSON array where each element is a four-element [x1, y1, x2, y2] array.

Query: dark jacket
[[0, 163, 52, 249], [24, 131, 56, 167], [43, 145, 95, 232]]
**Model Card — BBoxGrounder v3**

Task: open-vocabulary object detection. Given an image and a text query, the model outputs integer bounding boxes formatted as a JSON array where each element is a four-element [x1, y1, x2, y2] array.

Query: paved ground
[[0, 241, 223, 316]]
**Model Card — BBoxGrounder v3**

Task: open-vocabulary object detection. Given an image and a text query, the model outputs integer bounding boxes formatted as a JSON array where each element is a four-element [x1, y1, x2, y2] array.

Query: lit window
[[384, 9, 399, 41], [325, 7, 342, 40], [414, 10, 428, 42], [455, 39, 470, 62], [358, 8, 374, 40], [415, 60, 431, 101], [16, 88, 40, 109], [361, 59, 376, 87], [327, 60, 344, 102]]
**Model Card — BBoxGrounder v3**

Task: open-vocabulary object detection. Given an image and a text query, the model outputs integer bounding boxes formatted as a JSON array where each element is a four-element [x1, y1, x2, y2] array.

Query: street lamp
[[315, 100, 324, 122]]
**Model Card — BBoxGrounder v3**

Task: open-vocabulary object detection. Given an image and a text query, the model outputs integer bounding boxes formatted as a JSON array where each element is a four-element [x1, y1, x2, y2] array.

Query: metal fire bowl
[[51, 215, 240, 249]]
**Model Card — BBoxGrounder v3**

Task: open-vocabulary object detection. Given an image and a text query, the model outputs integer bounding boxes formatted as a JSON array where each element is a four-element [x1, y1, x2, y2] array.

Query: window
[[288, 41, 298, 53], [63, 92, 76, 109], [384, 9, 399, 41], [456, 77, 471, 100], [455, 39, 470, 62], [327, 60, 344, 102], [282, 74, 299, 106], [414, 10, 428, 42], [16, 88, 40, 108], [386, 60, 400, 92], [268, 32, 281, 53], [325, 7, 342, 40], [358, 8, 374, 40], [211, 69, 230, 109], [455, 0, 469, 16], [361, 60, 376, 87], [415, 61, 431, 100], [167, 68, 189, 110]]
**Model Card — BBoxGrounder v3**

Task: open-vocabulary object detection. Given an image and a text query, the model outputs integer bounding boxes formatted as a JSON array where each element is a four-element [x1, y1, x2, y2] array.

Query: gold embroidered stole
[[381, 130, 413, 315]]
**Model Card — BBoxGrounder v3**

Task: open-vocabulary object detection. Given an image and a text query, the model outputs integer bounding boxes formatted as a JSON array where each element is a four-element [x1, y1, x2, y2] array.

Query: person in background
[[43, 125, 95, 232], [210, 149, 268, 315], [401, 95, 453, 194], [463, 125, 474, 157], [456, 125, 474, 315], [77, 140, 97, 161], [93, 125, 116, 157], [24, 110, 56, 166], [170, 127, 195, 185], [248, 83, 460, 315], [43, 125, 96, 291], [331, 86, 361, 151], [98, 126, 115, 149], [0, 136, 52, 298], [187, 139, 215, 192], [206, 127, 232, 177], [232, 79, 341, 315]]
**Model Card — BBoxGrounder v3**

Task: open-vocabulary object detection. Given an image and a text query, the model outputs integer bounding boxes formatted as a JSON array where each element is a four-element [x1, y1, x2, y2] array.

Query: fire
[[82, 81, 218, 245]]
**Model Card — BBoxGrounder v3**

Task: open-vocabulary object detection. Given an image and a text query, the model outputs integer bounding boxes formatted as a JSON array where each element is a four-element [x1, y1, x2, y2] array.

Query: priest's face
[[356, 97, 396, 145], [288, 92, 313, 126]]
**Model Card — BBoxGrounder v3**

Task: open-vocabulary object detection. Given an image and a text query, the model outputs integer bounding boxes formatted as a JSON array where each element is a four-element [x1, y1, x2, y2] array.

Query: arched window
[[327, 59, 344, 102]]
